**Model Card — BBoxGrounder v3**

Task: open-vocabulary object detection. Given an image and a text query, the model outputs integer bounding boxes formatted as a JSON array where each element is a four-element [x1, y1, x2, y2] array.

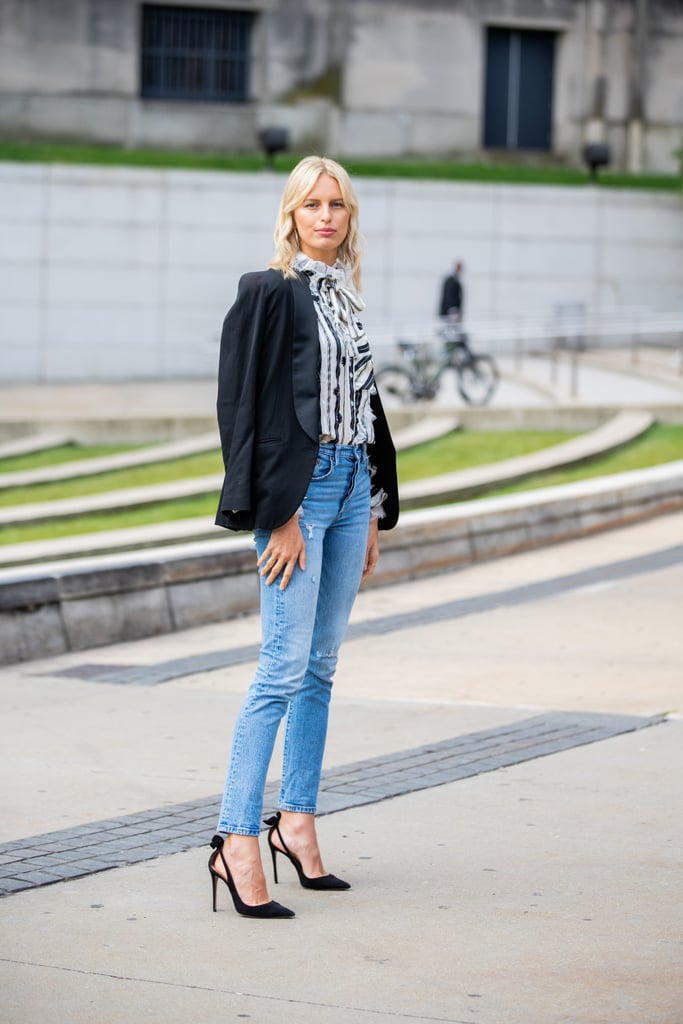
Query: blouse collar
[[293, 252, 348, 285], [292, 252, 365, 313]]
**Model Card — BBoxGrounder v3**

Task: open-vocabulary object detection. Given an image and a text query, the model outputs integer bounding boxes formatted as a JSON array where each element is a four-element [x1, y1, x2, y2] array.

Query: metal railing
[[371, 306, 683, 401]]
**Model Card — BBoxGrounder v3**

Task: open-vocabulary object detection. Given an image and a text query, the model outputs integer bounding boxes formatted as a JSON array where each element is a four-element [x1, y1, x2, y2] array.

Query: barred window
[[141, 5, 254, 103]]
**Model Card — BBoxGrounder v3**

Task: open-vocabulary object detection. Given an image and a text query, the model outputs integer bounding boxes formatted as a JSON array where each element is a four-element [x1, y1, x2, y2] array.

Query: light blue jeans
[[217, 443, 371, 836]]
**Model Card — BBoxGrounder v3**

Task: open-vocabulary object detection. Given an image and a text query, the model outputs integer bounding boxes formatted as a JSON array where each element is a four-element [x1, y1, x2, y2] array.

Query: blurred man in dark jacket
[[439, 261, 464, 319]]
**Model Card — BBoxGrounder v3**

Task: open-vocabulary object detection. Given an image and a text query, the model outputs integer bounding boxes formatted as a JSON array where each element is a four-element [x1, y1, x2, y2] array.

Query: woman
[[209, 156, 398, 919]]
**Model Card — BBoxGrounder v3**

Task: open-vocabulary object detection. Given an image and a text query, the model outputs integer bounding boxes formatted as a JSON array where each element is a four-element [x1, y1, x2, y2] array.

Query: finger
[[259, 548, 283, 572], [261, 556, 283, 585], [279, 565, 294, 591], [257, 548, 275, 569], [259, 557, 274, 577]]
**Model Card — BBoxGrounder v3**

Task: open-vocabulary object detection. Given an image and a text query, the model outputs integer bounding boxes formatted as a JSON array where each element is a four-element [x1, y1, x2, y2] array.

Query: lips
[[316, 229, 336, 236]]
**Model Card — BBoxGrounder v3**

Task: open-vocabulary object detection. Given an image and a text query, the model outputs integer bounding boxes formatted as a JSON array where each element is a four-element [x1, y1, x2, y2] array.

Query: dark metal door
[[484, 27, 555, 151]]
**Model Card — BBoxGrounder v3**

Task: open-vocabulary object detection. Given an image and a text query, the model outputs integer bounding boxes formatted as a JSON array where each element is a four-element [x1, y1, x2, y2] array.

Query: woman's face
[[293, 173, 349, 266]]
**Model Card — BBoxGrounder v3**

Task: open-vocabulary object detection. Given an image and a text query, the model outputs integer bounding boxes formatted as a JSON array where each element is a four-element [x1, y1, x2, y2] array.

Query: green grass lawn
[[0, 495, 217, 546], [396, 429, 576, 481], [0, 141, 679, 191], [0, 443, 139, 474], [0, 449, 224, 507], [0, 429, 573, 507], [0, 424, 681, 547], [486, 423, 683, 497]]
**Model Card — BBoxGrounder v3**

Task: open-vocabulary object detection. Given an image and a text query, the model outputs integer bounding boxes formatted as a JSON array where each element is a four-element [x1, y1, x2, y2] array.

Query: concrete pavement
[[1, 510, 681, 1023]]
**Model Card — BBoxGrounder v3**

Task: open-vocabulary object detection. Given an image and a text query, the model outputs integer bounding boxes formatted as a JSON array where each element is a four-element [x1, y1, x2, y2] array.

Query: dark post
[[582, 142, 611, 181], [259, 127, 289, 169]]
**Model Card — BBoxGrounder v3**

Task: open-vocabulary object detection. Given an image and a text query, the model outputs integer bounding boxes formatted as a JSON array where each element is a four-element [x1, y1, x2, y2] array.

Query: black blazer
[[215, 269, 399, 533]]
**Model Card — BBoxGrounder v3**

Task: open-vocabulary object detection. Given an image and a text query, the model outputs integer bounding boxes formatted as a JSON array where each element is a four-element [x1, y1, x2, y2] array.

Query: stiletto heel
[[264, 812, 350, 891], [269, 839, 279, 884], [211, 868, 219, 912], [208, 835, 295, 918]]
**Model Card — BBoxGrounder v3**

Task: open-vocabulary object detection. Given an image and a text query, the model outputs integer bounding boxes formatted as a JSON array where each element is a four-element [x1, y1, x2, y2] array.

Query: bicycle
[[376, 321, 499, 406]]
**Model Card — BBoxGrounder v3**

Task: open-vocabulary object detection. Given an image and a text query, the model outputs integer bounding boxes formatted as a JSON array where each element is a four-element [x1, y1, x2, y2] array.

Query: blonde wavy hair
[[269, 156, 363, 291]]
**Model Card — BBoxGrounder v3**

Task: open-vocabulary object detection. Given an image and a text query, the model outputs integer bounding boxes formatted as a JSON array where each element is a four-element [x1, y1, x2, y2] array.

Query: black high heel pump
[[264, 812, 350, 891], [208, 834, 295, 918]]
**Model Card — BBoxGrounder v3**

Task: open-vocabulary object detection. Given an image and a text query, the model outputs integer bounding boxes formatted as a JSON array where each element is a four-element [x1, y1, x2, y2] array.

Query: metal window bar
[[141, 5, 253, 102]]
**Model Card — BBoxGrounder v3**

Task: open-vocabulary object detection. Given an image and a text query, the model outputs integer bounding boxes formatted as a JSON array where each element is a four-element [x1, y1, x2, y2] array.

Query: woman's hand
[[362, 518, 380, 582], [257, 513, 306, 590]]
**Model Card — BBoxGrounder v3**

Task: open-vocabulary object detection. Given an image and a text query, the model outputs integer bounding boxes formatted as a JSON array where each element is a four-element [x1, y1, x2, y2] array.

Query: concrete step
[[0, 418, 459, 531], [0, 431, 220, 490], [1, 460, 681, 666], [0, 413, 653, 563], [0, 431, 72, 460], [400, 410, 653, 508]]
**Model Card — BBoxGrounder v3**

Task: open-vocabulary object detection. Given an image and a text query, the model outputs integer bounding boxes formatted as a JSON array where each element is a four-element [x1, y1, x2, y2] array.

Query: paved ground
[[1, 346, 682, 428], [1, 509, 682, 1024]]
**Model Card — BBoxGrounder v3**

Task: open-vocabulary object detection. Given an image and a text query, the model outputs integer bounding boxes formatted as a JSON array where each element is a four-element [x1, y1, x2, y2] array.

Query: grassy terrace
[[1, 141, 680, 191], [0, 443, 140, 473], [0, 448, 224, 507], [0, 424, 682, 546]]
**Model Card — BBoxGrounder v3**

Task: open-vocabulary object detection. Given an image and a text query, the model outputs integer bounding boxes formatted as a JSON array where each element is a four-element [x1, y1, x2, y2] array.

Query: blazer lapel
[[289, 275, 321, 444]]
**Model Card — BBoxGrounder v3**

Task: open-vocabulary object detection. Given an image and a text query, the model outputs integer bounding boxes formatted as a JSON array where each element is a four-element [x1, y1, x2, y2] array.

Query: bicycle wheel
[[376, 365, 416, 404], [456, 355, 499, 405]]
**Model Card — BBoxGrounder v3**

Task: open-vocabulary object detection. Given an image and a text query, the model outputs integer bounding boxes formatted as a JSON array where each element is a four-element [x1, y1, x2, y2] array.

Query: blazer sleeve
[[216, 271, 289, 520]]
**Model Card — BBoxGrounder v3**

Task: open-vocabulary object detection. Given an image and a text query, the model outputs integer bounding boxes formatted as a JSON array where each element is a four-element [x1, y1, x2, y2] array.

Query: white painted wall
[[1, 161, 681, 382]]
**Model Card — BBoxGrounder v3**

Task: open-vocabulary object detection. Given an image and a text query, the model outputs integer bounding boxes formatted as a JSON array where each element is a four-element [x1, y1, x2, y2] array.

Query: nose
[[319, 204, 333, 221]]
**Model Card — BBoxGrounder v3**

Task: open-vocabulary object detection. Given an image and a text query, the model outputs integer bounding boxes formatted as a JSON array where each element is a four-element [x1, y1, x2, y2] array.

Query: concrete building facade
[[1, 0, 682, 173]]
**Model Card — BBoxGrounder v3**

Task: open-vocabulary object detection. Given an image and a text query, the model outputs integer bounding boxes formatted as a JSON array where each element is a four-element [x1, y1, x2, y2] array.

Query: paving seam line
[[0, 711, 665, 897], [40, 541, 683, 687]]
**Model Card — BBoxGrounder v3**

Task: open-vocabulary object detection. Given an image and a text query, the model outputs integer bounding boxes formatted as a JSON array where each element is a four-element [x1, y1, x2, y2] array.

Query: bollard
[[550, 338, 560, 387], [570, 349, 580, 399], [514, 329, 523, 373]]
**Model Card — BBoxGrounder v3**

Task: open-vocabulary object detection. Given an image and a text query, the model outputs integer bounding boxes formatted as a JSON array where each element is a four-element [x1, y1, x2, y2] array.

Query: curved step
[[0, 412, 651, 551], [0, 460, 681, 665], [399, 411, 653, 509], [0, 432, 72, 461], [0, 432, 220, 490]]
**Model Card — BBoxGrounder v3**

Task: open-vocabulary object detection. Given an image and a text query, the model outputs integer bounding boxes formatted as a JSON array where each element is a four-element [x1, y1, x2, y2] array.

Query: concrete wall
[[1, 161, 682, 382]]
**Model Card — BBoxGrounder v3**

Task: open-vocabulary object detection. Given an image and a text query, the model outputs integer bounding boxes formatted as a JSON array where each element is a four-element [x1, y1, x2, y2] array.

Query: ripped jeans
[[217, 443, 371, 836]]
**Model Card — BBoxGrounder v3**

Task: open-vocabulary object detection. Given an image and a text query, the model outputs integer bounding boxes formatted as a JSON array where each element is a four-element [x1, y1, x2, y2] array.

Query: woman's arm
[[362, 518, 380, 582], [216, 271, 289, 519]]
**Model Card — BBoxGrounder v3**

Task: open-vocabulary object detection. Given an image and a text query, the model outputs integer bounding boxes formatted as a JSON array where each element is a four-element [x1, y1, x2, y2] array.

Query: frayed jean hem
[[216, 824, 261, 837], [278, 802, 317, 815]]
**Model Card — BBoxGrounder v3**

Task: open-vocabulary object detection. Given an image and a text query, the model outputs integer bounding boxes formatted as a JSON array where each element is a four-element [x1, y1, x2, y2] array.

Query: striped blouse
[[293, 253, 386, 519]]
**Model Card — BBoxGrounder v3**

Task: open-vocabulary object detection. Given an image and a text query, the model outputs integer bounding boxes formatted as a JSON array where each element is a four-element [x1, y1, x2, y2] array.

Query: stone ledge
[[0, 460, 681, 666]]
